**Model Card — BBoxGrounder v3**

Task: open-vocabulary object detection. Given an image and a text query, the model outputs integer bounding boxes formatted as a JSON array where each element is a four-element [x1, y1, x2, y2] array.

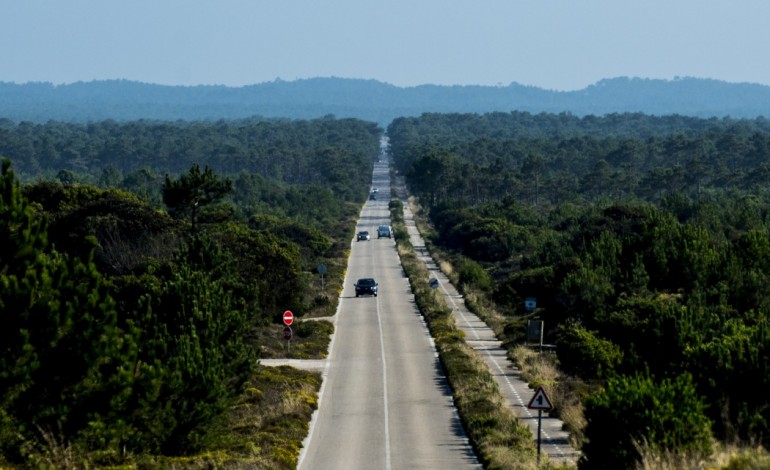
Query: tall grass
[[634, 442, 770, 470]]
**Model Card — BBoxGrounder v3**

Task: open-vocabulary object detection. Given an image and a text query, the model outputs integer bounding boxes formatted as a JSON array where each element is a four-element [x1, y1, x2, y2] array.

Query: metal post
[[537, 410, 542, 464]]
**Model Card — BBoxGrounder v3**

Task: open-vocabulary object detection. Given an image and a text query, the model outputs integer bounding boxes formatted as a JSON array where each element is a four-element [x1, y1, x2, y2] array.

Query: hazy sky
[[2, 1, 769, 91]]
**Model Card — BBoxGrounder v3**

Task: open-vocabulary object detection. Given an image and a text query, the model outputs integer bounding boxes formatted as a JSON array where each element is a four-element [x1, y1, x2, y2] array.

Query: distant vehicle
[[369, 192, 377, 200], [377, 225, 392, 239], [372, 187, 379, 193], [355, 277, 378, 297], [357, 230, 370, 241]]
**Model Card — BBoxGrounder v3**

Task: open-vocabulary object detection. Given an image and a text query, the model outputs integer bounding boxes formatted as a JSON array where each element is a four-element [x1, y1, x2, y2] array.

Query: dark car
[[377, 225, 392, 239], [354, 277, 378, 297], [369, 192, 377, 200], [357, 230, 370, 241]]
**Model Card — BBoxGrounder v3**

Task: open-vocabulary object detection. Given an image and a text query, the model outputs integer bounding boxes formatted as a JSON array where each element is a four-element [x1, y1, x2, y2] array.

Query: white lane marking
[[297, 295, 340, 468], [376, 286, 393, 470]]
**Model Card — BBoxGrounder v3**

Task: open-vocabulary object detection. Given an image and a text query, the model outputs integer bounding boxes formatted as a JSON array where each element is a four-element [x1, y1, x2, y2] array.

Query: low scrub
[[257, 319, 334, 359]]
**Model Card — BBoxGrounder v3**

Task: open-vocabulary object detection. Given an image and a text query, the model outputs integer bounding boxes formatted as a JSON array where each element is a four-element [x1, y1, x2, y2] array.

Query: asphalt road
[[298, 152, 480, 470]]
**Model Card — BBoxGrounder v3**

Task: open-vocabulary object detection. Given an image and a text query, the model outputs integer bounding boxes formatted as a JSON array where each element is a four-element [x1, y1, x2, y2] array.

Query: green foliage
[[205, 222, 305, 323], [455, 256, 493, 292], [163, 164, 233, 232], [0, 116, 375, 465], [249, 213, 333, 262], [24, 182, 179, 275], [0, 160, 137, 462], [686, 316, 770, 443], [127, 236, 258, 455], [556, 321, 623, 380], [389, 111, 770, 451], [389, 112, 770, 207], [431, 204, 534, 262], [581, 372, 712, 470], [2, 117, 380, 203]]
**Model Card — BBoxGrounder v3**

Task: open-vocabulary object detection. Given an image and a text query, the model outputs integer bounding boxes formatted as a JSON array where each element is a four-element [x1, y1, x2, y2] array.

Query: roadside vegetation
[[0, 117, 379, 467], [389, 198, 574, 470], [389, 112, 770, 469]]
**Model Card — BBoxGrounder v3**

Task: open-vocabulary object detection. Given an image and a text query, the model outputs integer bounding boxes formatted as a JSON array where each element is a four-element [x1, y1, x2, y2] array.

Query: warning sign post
[[527, 386, 553, 463]]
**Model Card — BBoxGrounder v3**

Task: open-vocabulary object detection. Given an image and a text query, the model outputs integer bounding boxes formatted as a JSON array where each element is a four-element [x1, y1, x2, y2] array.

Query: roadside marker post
[[527, 385, 554, 464]]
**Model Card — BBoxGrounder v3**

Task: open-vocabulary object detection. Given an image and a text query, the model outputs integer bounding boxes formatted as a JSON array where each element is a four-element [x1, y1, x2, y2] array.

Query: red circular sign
[[282, 310, 294, 326], [283, 326, 293, 340]]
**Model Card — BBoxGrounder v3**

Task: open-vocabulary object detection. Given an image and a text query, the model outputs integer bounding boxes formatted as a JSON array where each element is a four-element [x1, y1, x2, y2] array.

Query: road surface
[[298, 148, 480, 470]]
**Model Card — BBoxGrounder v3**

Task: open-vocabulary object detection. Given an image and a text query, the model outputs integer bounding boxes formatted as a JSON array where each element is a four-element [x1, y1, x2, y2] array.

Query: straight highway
[[298, 146, 480, 470]]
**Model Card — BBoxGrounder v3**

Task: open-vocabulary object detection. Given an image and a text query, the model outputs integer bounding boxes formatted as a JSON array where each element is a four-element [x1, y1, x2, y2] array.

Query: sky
[[2, 1, 769, 91]]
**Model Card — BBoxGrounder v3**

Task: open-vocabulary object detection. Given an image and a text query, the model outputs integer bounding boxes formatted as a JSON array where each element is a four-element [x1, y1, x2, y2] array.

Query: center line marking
[[376, 287, 392, 470]]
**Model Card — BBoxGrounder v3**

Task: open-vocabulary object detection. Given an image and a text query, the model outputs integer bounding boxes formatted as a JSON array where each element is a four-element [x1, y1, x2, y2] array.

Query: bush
[[455, 256, 493, 292], [556, 320, 623, 380], [580, 372, 712, 470]]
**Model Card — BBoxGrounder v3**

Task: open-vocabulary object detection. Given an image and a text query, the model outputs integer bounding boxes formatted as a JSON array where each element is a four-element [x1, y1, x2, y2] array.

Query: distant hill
[[2, 76, 770, 126]]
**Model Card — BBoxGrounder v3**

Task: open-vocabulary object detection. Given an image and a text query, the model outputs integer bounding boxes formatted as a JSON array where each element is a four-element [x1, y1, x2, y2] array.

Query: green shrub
[[455, 256, 493, 292], [0, 161, 137, 464], [580, 372, 712, 470], [556, 320, 623, 380]]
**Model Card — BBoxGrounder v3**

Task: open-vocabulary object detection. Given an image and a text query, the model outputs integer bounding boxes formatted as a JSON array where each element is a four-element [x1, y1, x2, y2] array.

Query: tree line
[[0, 116, 378, 198], [390, 111, 770, 207]]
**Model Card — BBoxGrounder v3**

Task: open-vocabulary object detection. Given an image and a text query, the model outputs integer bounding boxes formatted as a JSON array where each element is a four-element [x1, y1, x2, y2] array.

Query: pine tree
[[0, 160, 136, 462], [128, 235, 257, 454], [162, 164, 232, 233]]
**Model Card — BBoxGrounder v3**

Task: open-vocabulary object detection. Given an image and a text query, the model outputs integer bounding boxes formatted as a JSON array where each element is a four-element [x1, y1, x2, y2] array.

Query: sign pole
[[537, 409, 542, 464], [526, 385, 553, 465]]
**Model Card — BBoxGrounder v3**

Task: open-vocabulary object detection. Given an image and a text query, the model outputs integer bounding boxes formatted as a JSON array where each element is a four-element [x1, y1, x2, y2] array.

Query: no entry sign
[[282, 310, 294, 326]]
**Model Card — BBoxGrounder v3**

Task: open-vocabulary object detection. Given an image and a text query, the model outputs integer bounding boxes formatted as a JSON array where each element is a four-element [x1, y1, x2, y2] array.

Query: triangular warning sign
[[527, 386, 553, 411]]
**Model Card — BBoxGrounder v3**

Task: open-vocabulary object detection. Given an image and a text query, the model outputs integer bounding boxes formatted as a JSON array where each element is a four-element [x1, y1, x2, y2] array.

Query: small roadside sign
[[283, 326, 293, 340], [524, 297, 537, 312], [528, 385, 554, 464], [527, 386, 553, 411], [283, 310, 294, 326]]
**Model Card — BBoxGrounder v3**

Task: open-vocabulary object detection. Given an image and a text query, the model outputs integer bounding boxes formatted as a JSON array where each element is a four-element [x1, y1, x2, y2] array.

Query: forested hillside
[[2, 76, 770, 125], [389, 111, 770, 469], [0, 117, 380, 467]]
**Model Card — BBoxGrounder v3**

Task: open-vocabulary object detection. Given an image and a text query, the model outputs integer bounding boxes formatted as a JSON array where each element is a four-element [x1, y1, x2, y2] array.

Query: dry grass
[[634, 443, 770, 470], [439, 259, 454, 276], [24, 427, 85, 470], [509, 344, 588, 449]]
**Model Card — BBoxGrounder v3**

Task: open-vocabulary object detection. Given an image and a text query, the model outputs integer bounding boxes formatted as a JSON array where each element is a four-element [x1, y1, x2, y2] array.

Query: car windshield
[[357, 278, 375, 286]]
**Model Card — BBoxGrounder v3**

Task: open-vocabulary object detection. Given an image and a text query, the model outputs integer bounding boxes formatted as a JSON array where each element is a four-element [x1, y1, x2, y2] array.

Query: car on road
[[377, 225, 392, 239], [369, 192, 377, 200], [354, 277, 378, 297], [356, 230, 370, 241]]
